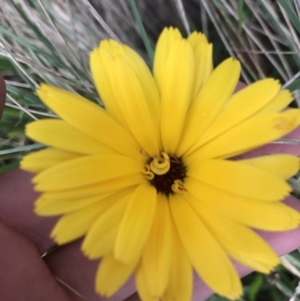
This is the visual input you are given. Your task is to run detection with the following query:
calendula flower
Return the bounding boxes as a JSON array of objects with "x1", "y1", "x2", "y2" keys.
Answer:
[{"x1": 21, "y1": 27, "x2": 300, "y2": 300}]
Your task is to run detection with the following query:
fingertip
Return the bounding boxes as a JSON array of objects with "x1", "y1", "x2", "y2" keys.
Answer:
[
  {"x1": 0, "y1": 168, "x2": 58, "y2": 253},
  {"x1": 0, "y1": 220, "x2": 73, "y2": 301},
  {"x1": 235, "y1": 81, "x2": 246, "y2": 93}
]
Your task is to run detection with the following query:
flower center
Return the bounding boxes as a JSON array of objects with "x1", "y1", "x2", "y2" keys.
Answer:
[{"x1": 143, "y1": 152, "x2": 187, "y2": 196}]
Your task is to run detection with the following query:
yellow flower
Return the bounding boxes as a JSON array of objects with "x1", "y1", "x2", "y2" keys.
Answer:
[{"x1": 21, "y1": 27, "x2": 300, "y2": 300}]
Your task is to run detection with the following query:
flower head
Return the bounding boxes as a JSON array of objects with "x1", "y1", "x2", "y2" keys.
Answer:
[{"x1": 21, "y1": 27, "x2": 300, "y2": 300}]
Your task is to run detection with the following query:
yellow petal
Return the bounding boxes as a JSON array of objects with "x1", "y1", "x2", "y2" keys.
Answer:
[
  {"x1": 99, "y1": 39, "x2": 120, "y2": 52},
  {"x1": 160, "y1": 39, "x2": 194, "y2": 153},
  {"x1": 21, "y1": 148, "x2": 80, "y2": 173},
  {"x1": 229, "y1": 252, "x2": 277, "y2": 273},
  {"x1": 187, "y1": 31, "x2": 208, "y2": 48},
  {"x1": 142, "y1": 194, "x2": 171, "y2": 296},
  {"x1": 185, "y1": 178, "x2": 300, "y2": 230},
  {"x1": 96, "y1": 253, "x2": 138, "y2": 297},
  {"x1": 50, "y1": 201, "x2": 111, "y2": 244},
  {"x1": 169, "y1": 194, "x2": 242, "y2": 299},
  {"x1": 186, "y1": 194, "x2": 279, "y2": 273},
  {"x1": 35, "y1": 191, "x2": 114, "y2": 216},
  {"x1": 36, "y1": 84, "x2": 141, "y2": 159},
  {"x1": 193, "y1": 109, "x2": 300, "y2": 159},
  {"x1": 123, "y1": 45, "x2": 160, "y2": 124},
  {"x1": 153, "y1": 27, "x2": 182, "y2": 93},
  {"x1": 26, "y1": 119, "x2": 114, "y2": 155},
  {"x1": 191, "y1": 42, "x2": 213, "y2": 98},
  {"x1": 40, "y1": 173, "x2": 144, "y2": 201},
  {"x1": 187, "y1": 158, "x2": 291, "y2": 201},
  {"x1": 114, "y1": 183, "x2": 157, "y2": 263},
  {"x1": 136, "y1": 263, "x2": 160, "y2": 301},
  {"x1": 82, "y1": 188, "x2": 134, "y2": 259},
  {"x1": 187, "y1": 31, "x2": 213, "y2": 98},
  {"x1": 105, "y1": 56, "x2": 160, "y2": 156},
  {"x1": 33, "y1": 154, "x2": 143, "y2": 191},
  {"x1": 177, "y1": 58, "x2": 240, "y2": 156},
  {"x1": 90, "y1": 44, "x2": 126, "y2": 125},
  {"x1": 163, "y1": 223, "x2": 192, "y2": 301},
  {"x1": 196, "y1": 79, "x2": 281, "y2": 147},
  {"x1": 95, "y1": 41, "x2": 161, "y2": 152},
  {"x1": 240, "y1": 155, "x2": 299, "y2": 179},
  {"x1": 256, "y1": 89, "x2": 293, "y2": 115}
]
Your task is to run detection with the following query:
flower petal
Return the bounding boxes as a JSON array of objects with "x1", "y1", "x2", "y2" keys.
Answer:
[
  {"x1": 36, "y1": 84, "x2": 141, "y2": 159},
  {"x1": 94, "y1": 40, "x2": 161, "y2": 151},
  {"x1": 35, "y1": 191, "x2": 113, "y2": 216},
  {"x1": 177, "y1": 58, "x2": 240, "y2": 156},
  {"x1": 196, "y1": 79, "x2": 281, "y2": 147},
  {"x1": 142, "y1": 194, "x2": 171, "y2": 296},
  {"x1": 191, "y1": 43, "x2": 213, "y2": 99},
  {"x1": 114, "y1": 183, "x2": 157, "y2": 263},
  {"x1": 105, "y1": 56, "x2": 160, "y2": 156},
  {"x1": 96, "y1": 253, "x2": 138, "y2": 297},
  {"x1": 50, "y1": 201, "x2": 111, "y2": 244},
  {"x1": 160, "y1": 39, "x2": 194, "y2": 153},
  {"x1": 256, "y1": 89, "x2": 292, "y2": 115},
  {"x1": 240, "y1": 154, "x2": 299, "y2": 179},
  {"x1": 33, "y1": 154, "x2": 143, "y2": 191},
  {"x1": 26, "y1": 119, "x2": 114, "y2": 155},
  {"x1": 154, "y1": 27, "x2": 182, "y2": 93},
  {"x1": 185, "y1": 178, "x2": 300, "y2": 230},
  {"x1": 187, "y1": 31, "x2": 208, "y2": 48},
  {"x1": 82, "y1": 188, "x2": 134, "y2": 259},
  {"x1": 90, "y1": 43, "x2": 126, "y2": 125},
  {"x1": 187, "y1": 158, "x2": 291, "y2": 201},
  {"x1": 136, "y1": 263, "x2": 160, "y2": 301},
  {"x1": 123, "y1": 44, "x2": 160, "y2": 123},
  {"x1": 21, "y1": 148, "x2": 80, "y2": 173},
  {"x1": 187, "y1": 31, "x2": 213, "y2": 98},
  {"x1": 170, "y1": 194, "x2": 242, "y2": 299},
  {"x1": 162, "y1": 223, "x2": 192, "y2": 301},
  {"x1": 40, "y1": 173, "x2": 144, "y2": 201},
  {"x1": 186, "y1": 194, "x2": 279, "y2": 273},
  {"x1": 193, "y1": 109, "x2": 300, "y2": 159}
]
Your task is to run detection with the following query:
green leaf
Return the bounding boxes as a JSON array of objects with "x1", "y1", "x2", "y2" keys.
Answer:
[
  {"x1": 0, "y1": 56, "x2": 15, "y2": 72},
  {"x1": 207, "y1": 294, "x2": 231, "y2": 301},
  {"x1": 247, "y1": 273, "x2": 264, "y2": 301}
]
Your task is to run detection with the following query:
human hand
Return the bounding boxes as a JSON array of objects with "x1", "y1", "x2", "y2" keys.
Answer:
[{"x1": 1, "y1": 79, "x2": 300, "y2": 301}]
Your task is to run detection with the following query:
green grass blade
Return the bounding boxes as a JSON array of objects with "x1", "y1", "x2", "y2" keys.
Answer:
[
  {"x1": 286, "y1": 78, "x2": 300, "y2": 91},
  {"x1": 128, "y1": 0, "x2": 154, "y2": 62},
  {"x1": 0, "y1": 161, "x2": 20, "y2": 175},
  {"x1": 277, "y1": 0, "x2": 300, "y2": 33},
  {"x1": 238, "y1": 0, "x2": 244, "y2": 33},
  {"x1": 0, "y1": 143, "x2": 44, "y2": 156}
]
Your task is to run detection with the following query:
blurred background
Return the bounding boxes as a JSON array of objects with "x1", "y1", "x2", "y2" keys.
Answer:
[{"x1": 1, "y1": 0, "x2": 300, "y2": 300}]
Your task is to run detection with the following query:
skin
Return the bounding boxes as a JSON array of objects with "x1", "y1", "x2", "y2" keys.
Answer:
[{"x1": 1, "y1": 78, "x2": 300, "y2": 301}]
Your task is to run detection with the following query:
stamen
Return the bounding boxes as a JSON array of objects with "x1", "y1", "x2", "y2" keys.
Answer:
[
  {"x1": 143, "y1": 152, "x2": 186, "y2": 196},
  {"x1": 172, "y1": 179, "x2": 186, "y2": 195},
  {"x1": 142, "y1": 164, "x2": 155, "y2": 180},
  {"x1": 150, "y1": 152, "x2": 170, "y2": 175}
]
